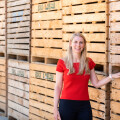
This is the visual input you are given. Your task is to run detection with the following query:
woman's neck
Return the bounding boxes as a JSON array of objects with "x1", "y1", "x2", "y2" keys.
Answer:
[{"x1": 72, "y1": 53, "x2": 81, "y2": 62}]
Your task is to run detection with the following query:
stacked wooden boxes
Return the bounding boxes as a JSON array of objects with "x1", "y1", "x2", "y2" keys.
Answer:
[
  {"x1": 7, "y1": 0, "x2": 30, "y2": 119},
  {"x1": 30, "y1": 0, "x2": 62, "y2": 119},
  {"x1": 109, "y1": 0, "x2": 120, "y2": 120},
  {"x1": 62, "y1": 0, "x2": 109, "y2": 119},
  {"x1": 0, "y1": 0, "x2": 6, "y2": 116}
]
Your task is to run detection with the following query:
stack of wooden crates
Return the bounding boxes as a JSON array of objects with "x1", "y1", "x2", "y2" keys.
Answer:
[
  {"x1": 0, "y1": 0, "x2": 119, "y2": 119},
  {"x1": 0, "y1": 0, "x2": 7, "y2": 116},
  {"x1": 109, "y1": 0, "x2": 120, "y2": 120},
  {"x1": 7, "y1": 0, "x2": 30, "y2": 119},
  {"x1": 30, "y1": 0, "x2": 62, "y2": 119}
]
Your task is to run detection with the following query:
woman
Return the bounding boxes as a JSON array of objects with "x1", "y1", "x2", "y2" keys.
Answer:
[{"x1": 54, "y1": 33, "x2": 120, "y2": 120}]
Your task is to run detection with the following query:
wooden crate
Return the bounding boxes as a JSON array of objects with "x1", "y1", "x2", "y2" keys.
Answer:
[
  {"x1": 7, "y1": 0, "x2": 30, "y2": 57},
  {"x1": 8, "y1": 59, "x2": 29, "y2": 120},
  {"x1": 109, "y1": 0, "x2": 120, "y2": 65},
  {"x1": 31, "y1": 0, "x2": 62, "y2": 62},
  {"x1": 62, "y1": 0, "x2": 109, "y2": 74},
  {"x1": 30, "y1": 62, "x2": 57, "y2": 120}
]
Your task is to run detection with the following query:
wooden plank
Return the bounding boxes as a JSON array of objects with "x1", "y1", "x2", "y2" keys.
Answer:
[
  {"x1": 31, "y1": 39, "x2": 62, "y2": 48},
  {"x1": 30, "y1": 99, "x2": 53, "y2": 113},
  {"x1": 110, "y1": 12, "x2": 120, "y2": 21},
  {"x1": 111, "y1": 113, "x2": 120, "y2": 120},
  {"x1": 7, "y1": 0, "x2": 30, "y2": 7},
  {"x1": 8, "y1": 67, "x2": 29, "y2": 78},
  {"x1": 0, "y1": 77, "x2": 5, "y2": 83},
  {"x1": 111, "y1": 78, "x2": 120, "y2": 89},
  {"x1": 0, "y1": 22, "x2": 5, "y2": 28},
  {"x1": 30, "y1": 78, "x2": 55, "y2": 89},
  {"x1": 0, "y1": 83, "x2": 6, "y2": 90},
  {"x1": 110, "y1": 1, "x2": 120, "y2": 11},
  {"x1": 87, "y1": 52, "x2": 107, "y2": 63},
  {"x1": 32, "y1": 20, "x2": 62, "y2": 29},
  {"x1": 0, "y1": 96, "x2": 6, "y2": 103},
  {"x1": 7, "y1": 49, "x2": 29, "y2": 56},
  {"x1": 7, "y1": 39, "x2": 29, "y2": 44},
  {"x1": 30, "y1": 92, "x2": 53, "y2": 105},
  {"x1": 8, "y1": 86, "x2": 29, "y2": 99},
  {"x1": 30, "y1": 85, "x2": 53, "y2": 97},
  {"x1": 110, "y1": 33, "x2": 120, "y2": 44},
  {"x1": 110, "y1": 46, "x2": 120, "y2": 54},
  {"x1": 63, "y1": 13, "x2": 106, "y2": 23},
  {"x1": 110, "y1": 55, "x2": 120, "y2": 64},
  {"x1": 62, "y1": 0, "x2": 103, "y2": 6},
  {"x1": 0, "y1": 72, "x2": 5, "y2": 77},
  {"x1": 30, "y1": 63, "x2": 56, "y2": 73},
  {"x1": 0, "y1": 1, "x2": 5, "y2": 8},
  {"x1": 0, "y1": 29, "x2": 5, "y2": 35},
  {"x1": 111, "y1": 101, "x2": 120, "y2": 114},
  {"x1": 8, "y1": 108, "x2": 28, "y2": 120},
  {"x1": 31, "y1": 47, "x2": 62, "y2": 59},
  {"x1": 7, "y1": 10, "x2": 30, "y2": 18},
  {"x1": 0, "y1": 15, "x2": 5, "y2": 21},
  {"x1": 8, "y1": 93, "x2": 29, "y2": 108},
  {"x1": 90, "y1": 101, "x2": 105, "y2": 111},
  {"x1": 88, "y1": 87, "x2": 105, "y2": 103},
  {"x1": 0, "y1": 58, "x2": 5, "y2": 65},
  {"x1": 7, "y1": 21, "x2": 30, "y2": 29},
  {"x1": 30, "y1": 70, "x2": 56, "y2": 81},
  {"x1": 8, "y1": 59, "x2": 29, "y2": 70},
  {"x1": 32, "y1": 30, "x2": 62, "y2": 38},
  {"x1": 0, "y1": 36, "x2": 5, "y2": 40},
  {"x1": 32, "y1": 0, "x2": 55, "y2": 4},
  {"x1": 7, "y1": 16, "x2": 30, "y2": 23},
  {"x1": 0, "y1": 89, "x2": 6, "y2": 96},
  {"x1": 8, "y1": 74, "x2": 29, "y2": 84},
  {"x1": 92, "y1": 109, "x2": 105, "y2": 119},
  {"x1": 0, "y1": 65, "x2": 5, "y2": 72},
  {"x1": 32, "y1": 1, "x2": 62, "y2": 12},
  {"x1": 29, "y1": 113, "x2": 44, "y2": 120},
  {"x1": 8, "y1": 79, "x2": 29, "y2": 92},
  {"x1": 7, "y1": 32, "x2": 30, "y2": 38},
  {"x1": 7, "y1": 4, "x2": 30, "y2": 12},
  {"x1": 8, "y1": 44, "x2": 29, "y2": 49},
  {"x1": 32, "y1": 11, "x2": 62, "y2": 21},
  {"x1": 110, "y1": 22, "x2": 120, "y2": 31},
  {"x1": 29, "y1": 106, "x2": 53, "y2": 120},
  {"x1": 111, "y1": 88, "x2": 120, "y2": 101},
  {"x1": 0, "y1": 41, "x2": 5, "y2": 46},
  {"x1": 7, "y1": 27, "x2": 30, "y2": 34},
  {"x1": 63, "y1": 33, "x2": 106, "y2": 42},
  {"x1": 63, "y1": 24, "x2": 105, "y2": 32},
  {"x1": 0, "y1": 8, "x2": 5, "y2": 14}
]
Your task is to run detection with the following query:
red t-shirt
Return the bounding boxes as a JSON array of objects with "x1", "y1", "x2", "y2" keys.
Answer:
[{"x1": 56, "y1": 57, "x2": 96, "y2": 100}]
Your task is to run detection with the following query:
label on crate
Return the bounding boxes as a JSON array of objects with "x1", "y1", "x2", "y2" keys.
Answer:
[
  {"x1": 35, "y1": 71, "x2": 54, "y2": 81},
  {"x1": 12, "y1": 11, "x2": 24, "y2": 22},
  {"x1": 12, "y1": 68, "x2": 24, "y2": 77},
  {"x1": 38, "y1": 2, "x2": 55, "y2": 12}
]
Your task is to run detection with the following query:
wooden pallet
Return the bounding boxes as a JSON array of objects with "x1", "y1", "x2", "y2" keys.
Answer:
[
  {"x1": 32, "y1": 0, "x2": 62, "y2": 61},
  {"x1": 30, "y1": 63, "x2": 56, "y2": 120},
  {"x1": 7, "y1": 0, "x2": 30, "y2": 57},
  {"x1": 8, "y1": 59, "x2": 29, "y2": 120}
]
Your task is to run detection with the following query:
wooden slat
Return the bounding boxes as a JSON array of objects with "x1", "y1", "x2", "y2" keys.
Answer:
[
  {"x1": 111, "y1": 101, "x2": 120, "y2": 114},
  {"x1": 110, "y1": 46, "x2": 120, "y2": 54},
  {"x1": 32, "y1": 20, "x2": 62, "y2": 29},
  {"x1": 110, "y1": 1, "x2": 120, "y2": 11},
  {"x1": 32, "y1": 30, "x2": 62, "y2": 38},
  {"x1": 63, "y1": 24, "x2": 105, "y2": 32},
  {"x1": 0, "y1": 1, "x2": 5, "y2": 8},
  {"x1": 31, "y1": 47, "x2": 62, "y2": 59},
  {"x1": 63, "y1": 13, "x2": 106, "y2": 23},
  {"x1": 110, "y1": 55, "x2": 120, "y2": 64},
  {"x1": 111, "y1": 88, "x2": 120, "y2": 101},
  {"x1": 110, "y1": 22, "x2": 120, "y2": 31},
  {"x1": 110, "y1": 33, "x2": 120, "y2": 44},
  {"x1": 111, "y1": 78, "x2": 120, "y2": 89},
  {"x1": 110, "y1": 12, "x2": 120, "y2": 21},
  {"x1": 7, "y1": 39, "x2": 29, "y2": 44},
  {"x1": 8, "y1": 44, "x2": 29, "y2": 49},
  {"x1": 111, "y1": 113, "x2": 120, "y2": 120},
  {"x1": 31, "y1": 39, "x2": 62, "y2": 48},
  {"x1": 32, "y1": 11, "x2": 62, "y2": 21},
  {"x1": 92, "y1": 109, "x2": 105, "y2": 119},
  {"x1": 63, "y1": 2, "x2": 106, "y2": 14},
  {"x1": 0, "y1": 22, "x2": 5, "y2": 28}
]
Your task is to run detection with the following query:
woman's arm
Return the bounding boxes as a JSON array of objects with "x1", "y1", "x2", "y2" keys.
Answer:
[
  {"x1": 54, "y1": 71, "x2": 63, "y2": 120},
  {"x1": 90, "y1": 68, "x2": 120, "y2": 88}
]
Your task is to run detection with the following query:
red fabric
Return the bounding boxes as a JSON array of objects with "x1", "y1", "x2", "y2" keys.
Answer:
[{"x1": 56, "y1": 58, "x2": 96, "y2": 100}]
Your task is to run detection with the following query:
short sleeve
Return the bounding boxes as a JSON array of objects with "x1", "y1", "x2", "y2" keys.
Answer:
[
  {"x1": 88, "y1": 58, "x2": 96, "y2": 70},
  {"x1": 56, "y1": 59, "x2": 64, "y2": 72}
]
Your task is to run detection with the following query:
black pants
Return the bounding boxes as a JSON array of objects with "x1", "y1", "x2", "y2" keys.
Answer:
[{"x1": 59, "y1": 99, "x2": 92, "y2": 120}]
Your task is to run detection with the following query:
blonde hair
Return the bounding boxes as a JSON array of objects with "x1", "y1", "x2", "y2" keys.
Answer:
[{"x1": 63, "y1": 32, "x2": 90, "y2": 75}]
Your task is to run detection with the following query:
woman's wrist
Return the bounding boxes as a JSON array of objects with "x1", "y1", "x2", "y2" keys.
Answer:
[{"x1": 109, "y1": 74, "x2": 114, "y2": 81}]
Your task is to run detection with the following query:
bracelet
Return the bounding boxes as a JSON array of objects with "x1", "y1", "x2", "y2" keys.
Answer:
[{"x1": 109, "y1": 74, "x2": 114, "y2": 81}]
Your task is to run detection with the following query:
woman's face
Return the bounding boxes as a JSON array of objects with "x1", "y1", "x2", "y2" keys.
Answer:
[{"x1": 70, "y1": 36, "x2": 85, "y2": 54}]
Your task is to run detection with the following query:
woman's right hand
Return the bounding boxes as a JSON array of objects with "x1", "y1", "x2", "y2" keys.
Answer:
[{"x1": 54, "y1": 108, "x2": 61, "y2": 120}]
